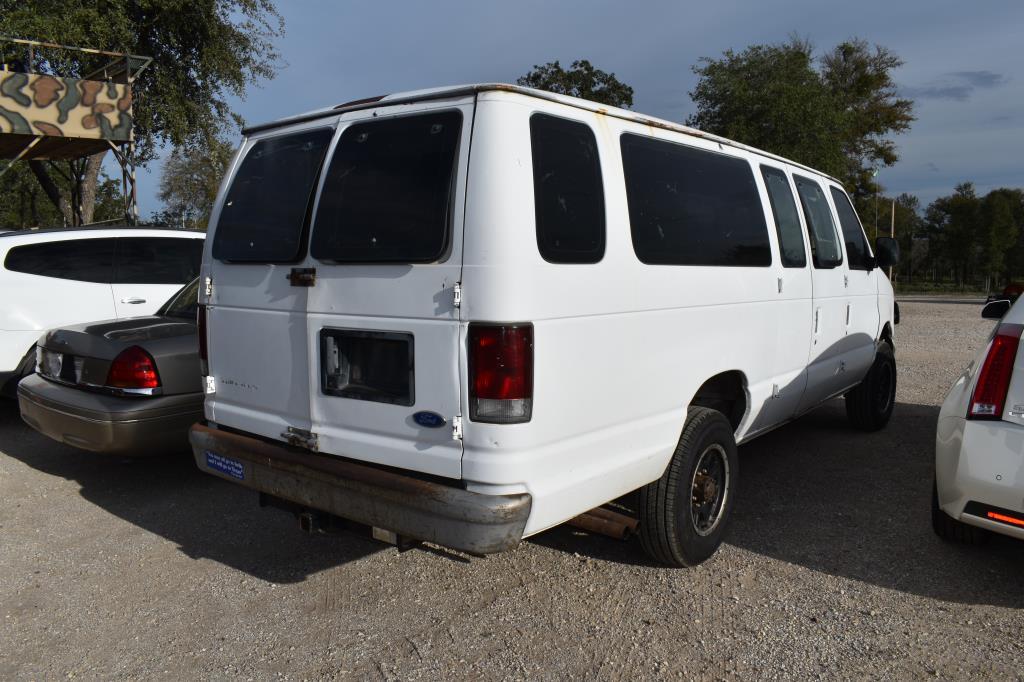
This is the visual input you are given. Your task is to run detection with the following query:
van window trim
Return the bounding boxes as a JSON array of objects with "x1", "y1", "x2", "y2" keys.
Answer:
[
  {"x1": 308, "y1": 108, "x2": 465, "y2": 266},
  {"x1": 529, "y1": 111, "x2": 607, "y2": 265},
  {"x1": 792, "y1": 173, "x2": 844, "y2": 270},
  {"x1": 619, "y1": 130, "x2": 774, "y2": 268},
  {"x1": 212, "y1": 124, "x2": 337, "y2": 265}
]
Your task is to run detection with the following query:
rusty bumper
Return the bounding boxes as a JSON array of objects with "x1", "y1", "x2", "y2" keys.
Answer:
[{"x1": 189, "y1": 423, "x2": 532, "y2": 555}]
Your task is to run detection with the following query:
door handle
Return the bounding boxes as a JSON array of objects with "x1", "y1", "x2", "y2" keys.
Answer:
[{"x1": 121, "y1": 297, "x2": 146, "y2": 304}]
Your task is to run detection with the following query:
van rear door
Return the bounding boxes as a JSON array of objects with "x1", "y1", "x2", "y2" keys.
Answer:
[
  {"x1": 305, "y1": 101, "x2": 472, "y2": 480},
  {"x1": 204, "y1": 124, "x2": 335, "y2": 443}
]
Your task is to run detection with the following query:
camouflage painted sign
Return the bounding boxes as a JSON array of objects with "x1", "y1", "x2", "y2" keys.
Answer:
[{"x1": 0, "y1": 72, "x2": 133, "y2": 142}]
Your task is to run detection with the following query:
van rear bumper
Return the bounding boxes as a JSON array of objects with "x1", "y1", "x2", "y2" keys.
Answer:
[{"x1": 189, "y1": 423, "x2": 532, "y2": 554}]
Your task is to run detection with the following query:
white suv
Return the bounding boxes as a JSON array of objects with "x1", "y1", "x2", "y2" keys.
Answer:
[
  {"x1": 191, "y1": 84, "x2": 899, "y2": 566},
  {"x1": 0, "y1": 227, "x2": 204, "y2": 396}
]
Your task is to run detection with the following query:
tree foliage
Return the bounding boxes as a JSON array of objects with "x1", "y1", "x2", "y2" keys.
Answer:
[
  {"x1": 157, "y1": 136, "x2": 235, "y2": 230},
  {"x1": 922, "y1": 184, "x2": 1024, "y2": 287},
  {"x1": 687, "y1": 38, "x2": 914, "y2": 197},
  {"x1": 517, "y1": 59, "x2": 634, "y2": 108},
  {"x1": 0, "y1": 0, "x2": 282, "y2": 225}
]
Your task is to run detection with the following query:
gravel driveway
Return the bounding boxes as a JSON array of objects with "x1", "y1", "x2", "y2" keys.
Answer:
[{"x1": 2, "y1": 299, "x2": 1022, "y2": 680}]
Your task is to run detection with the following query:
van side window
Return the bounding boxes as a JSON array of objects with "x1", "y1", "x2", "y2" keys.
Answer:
[
  {"x1": 116, "y1": 238, "x2": 203, "y2": 284},
  {"x1": 620, "y1": 134, "x2": 771, "y2": 266},
  {"x1": 829, "y1": 187, "x2": 873, "y2": 270},
  {"x1": 760, "y1": 166, "x2": 807, "y2": 268},
  {"x1": 212, "y1": 128, "x2": 333, "y2": 262},
  {"x1": 530, "y1": 114, "x2": 605, "y2": 263},
  {"x1": 793, "y1": 175, "x2": 843, "y2": 268},
  {"x1": 311, "y1": 110, "x2": 462, "y2": 263},
  {"x1": 4, "y1": 238, "x2": 115, "y2": 283}
]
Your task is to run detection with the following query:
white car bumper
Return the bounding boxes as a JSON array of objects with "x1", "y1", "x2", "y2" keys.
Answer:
[{"x1": 936, "y1": 415, "x2": 1024, "y2": 540}]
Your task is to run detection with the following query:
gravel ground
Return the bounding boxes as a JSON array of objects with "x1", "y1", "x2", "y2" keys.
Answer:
[{"x1": 2, "y1": 299, "x2": 1023, "y2": 680}]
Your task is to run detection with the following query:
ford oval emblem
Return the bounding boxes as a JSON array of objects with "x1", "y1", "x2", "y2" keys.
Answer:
[{"x1": 413, "y1": 411, "x2": 447, "y2": 428}]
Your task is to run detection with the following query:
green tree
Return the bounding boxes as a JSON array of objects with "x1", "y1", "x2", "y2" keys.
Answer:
[
  {"x1": 926, "y1": 183, "x2": 981, "y2": 287},
  {"x1": 687, "y1": 37, "x2": 914, "y2": 197},
  {"x1": 821, "y1": 39, "x2": 915, "y2": 198},
  {"x1": 980, "y1": 188, "x2": 1024, "y2": 285},
  {"x1": 0, "y1": 0, "x2": 282, "y2": 224},
  {"x1": 0, "y1": 162, "x2": 124, "y2": 228},
  {"x1": 157, "y1": 135, "x2": 235, "y2": 230},
  {"x1": 517, "y1": 59, "x2": 634, "y2": 108}
]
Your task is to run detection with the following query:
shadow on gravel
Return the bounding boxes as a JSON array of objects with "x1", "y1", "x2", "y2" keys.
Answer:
[
  {"x1": 533, "y1": 400, "x2": 1024, "y2": 608},
  {"x1": 729, "y1": 400, "x2": 1024, "y2": 608},
  {"x1": 0, "y1": 401, "x2": 379, "y2": 582}
]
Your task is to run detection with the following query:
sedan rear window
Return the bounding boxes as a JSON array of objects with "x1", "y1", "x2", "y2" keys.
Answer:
[
  {"x1": 212, "y1": 128, "x2": 333, "y2": 262},
  {"x1": 310, "y1": 110, "x2": 462, "y2": 263}
]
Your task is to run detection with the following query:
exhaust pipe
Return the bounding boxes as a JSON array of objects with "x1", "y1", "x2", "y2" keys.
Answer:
[{"x1": 567, "y1": 506, "x2": 639, "y2": 540}]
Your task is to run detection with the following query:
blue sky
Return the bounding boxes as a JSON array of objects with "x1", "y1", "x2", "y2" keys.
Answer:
[{"x1": 132, "y1": 0, "x2": 1024, "y2": 219}]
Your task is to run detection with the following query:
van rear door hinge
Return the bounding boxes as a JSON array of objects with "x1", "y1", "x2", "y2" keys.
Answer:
[
  {"x1": 282, "y1": 426, "x2": 319, "y2": 451},
  {"x1": 451, "y1": 415, "x2": 463, "y2": 441},
  {"x1": 452, "y1": 282, "x2": 462, "y2": 308}
]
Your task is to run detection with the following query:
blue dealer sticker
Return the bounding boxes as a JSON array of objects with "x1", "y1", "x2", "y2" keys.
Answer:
[{"x1": 205, "y1": 451, "x2": 245, "y2": 480}]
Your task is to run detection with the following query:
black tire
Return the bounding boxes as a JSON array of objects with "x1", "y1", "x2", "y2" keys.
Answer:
[
  {"x1": 931, "y1": 480, "x2": 988, "y2": 545},
  {"x1": 638, "y1": 407, "x2": 738, "y2": 567},
  {"x1": 845, "y1": 342, "x2": 896, "y2": 431}
]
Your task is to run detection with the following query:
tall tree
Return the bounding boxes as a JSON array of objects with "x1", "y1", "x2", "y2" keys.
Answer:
[
  {"x1": 687, "y1": 37, "x2": 914, "y2": 197},
  {"x1": 0, "y1": 0, "x2": 282, "y2": 225},
  {"x1": 821, "y1": 39, "x2": 914, "y2": 197},
  {"x1": 517, "y1": 59, "x2": 634, "y2": 108},
  {"x1": 926, "y1": 183, "x2": 982, "y2": 287},
  {"x1": 158, "y1": 135, "x2": 235, "y2": 230}
]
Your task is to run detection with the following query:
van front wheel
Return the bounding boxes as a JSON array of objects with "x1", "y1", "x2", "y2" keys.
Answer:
[
  {"x1": 638, "y1": 407, "x2": 738, "y2": 567},
  {"x1": 845, "y1": 342, "x2": 896, "y2": 431}
]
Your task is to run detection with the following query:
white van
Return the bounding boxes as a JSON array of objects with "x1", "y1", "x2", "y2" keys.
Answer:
[
  {"x1": 191, "y1": 84, "x2": 899, "y2": 566},
  {"x1": 0, "y1": 227, "x2": 204, "y2": 396}
]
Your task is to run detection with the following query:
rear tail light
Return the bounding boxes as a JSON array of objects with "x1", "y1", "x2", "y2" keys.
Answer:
[
  {"x1": 106, "y1": 346, "x2": 161, "y2": 390},
  {"x1": 469, "y1": 324, "x2": 533, "y2": 424},
  {"x1": 968, "y1": 323, "x2": 1023, "y2": 419},
  {"x1": 197, "y1": 304, "x2": 209, "y2": 376}
]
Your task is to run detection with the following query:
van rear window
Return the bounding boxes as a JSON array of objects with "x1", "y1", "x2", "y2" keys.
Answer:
[
  {"x1": 530, "y1": 114, "x2": 605, "y2": 263},
  {"x1": 310, "y1": 111, "x2": 462, "y2": 263},
  {"x1": 621, "y1": 134, "x2": 771, "y2": 267},
  {"x1": 212, "y1": 128, "x2": 333, "y2": 262}
]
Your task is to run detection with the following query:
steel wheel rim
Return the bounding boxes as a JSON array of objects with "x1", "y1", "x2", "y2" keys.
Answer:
[{"x1": 690, "y1": 443, "x2": 729, "y2": 537}]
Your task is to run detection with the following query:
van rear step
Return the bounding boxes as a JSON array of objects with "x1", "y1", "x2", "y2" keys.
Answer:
[{"x1": 190, "y1": 422, "x2": 532, "y2": 554}]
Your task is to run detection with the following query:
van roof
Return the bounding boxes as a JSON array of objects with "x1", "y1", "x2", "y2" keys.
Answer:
[{"x1": 242, "y1": 83, "x2": 843, "y2": 186}]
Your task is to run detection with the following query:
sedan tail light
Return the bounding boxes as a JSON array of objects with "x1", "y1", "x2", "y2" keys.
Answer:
[
  {"x1": 968, "y1": 323, "x2": 1023, "y2": 419},
  {"x1": 106, "y1": 346, "x2": 161, "y2": 390},
  {"x1": 469, "y1": 324, "x2": 533, "y2": 424}
]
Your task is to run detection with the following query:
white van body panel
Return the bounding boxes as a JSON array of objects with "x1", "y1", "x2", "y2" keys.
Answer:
[{"x1": 201, "y1": 85, "x2": 895, "y2": 539}]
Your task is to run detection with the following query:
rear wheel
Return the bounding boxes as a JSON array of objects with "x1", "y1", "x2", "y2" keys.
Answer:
[
  {"x1": 845, "y1": 342, "x2": 896, "y2": 431},
  {"x1": 639, "y1": 407, "x2": 738, "y2": 567},
  {"x1": 931, "y1": 480, "x2": 988, "y2": 545}
]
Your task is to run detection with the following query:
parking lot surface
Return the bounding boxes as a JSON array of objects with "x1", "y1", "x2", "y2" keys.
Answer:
[{"x1": 2, "y1": 299, "x2": 1023, "y2": 680}]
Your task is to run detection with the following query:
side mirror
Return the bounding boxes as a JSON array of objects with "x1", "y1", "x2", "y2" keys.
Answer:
[
  {"x1": 874, "y1": 237, "x2": 900, "y2": 268},
  {"x1": 982, "y1": 299, "x2": 1011, "y2": 320}
]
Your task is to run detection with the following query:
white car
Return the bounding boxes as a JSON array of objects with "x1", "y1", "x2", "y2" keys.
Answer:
[
  {"x1": 934, "y1": 297, "x2": 1024, "y2": 543},
  {"x1": 0, "y1": 227, "x2": 205, "y2": 396},
  {"x1": 190, "y1": 83, "x2": 900, "y2": 566}
]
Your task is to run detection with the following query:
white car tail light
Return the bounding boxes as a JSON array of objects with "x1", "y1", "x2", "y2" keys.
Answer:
[{"x1": 968, "y1": 323, "x2": 1023, "y2": 419}]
